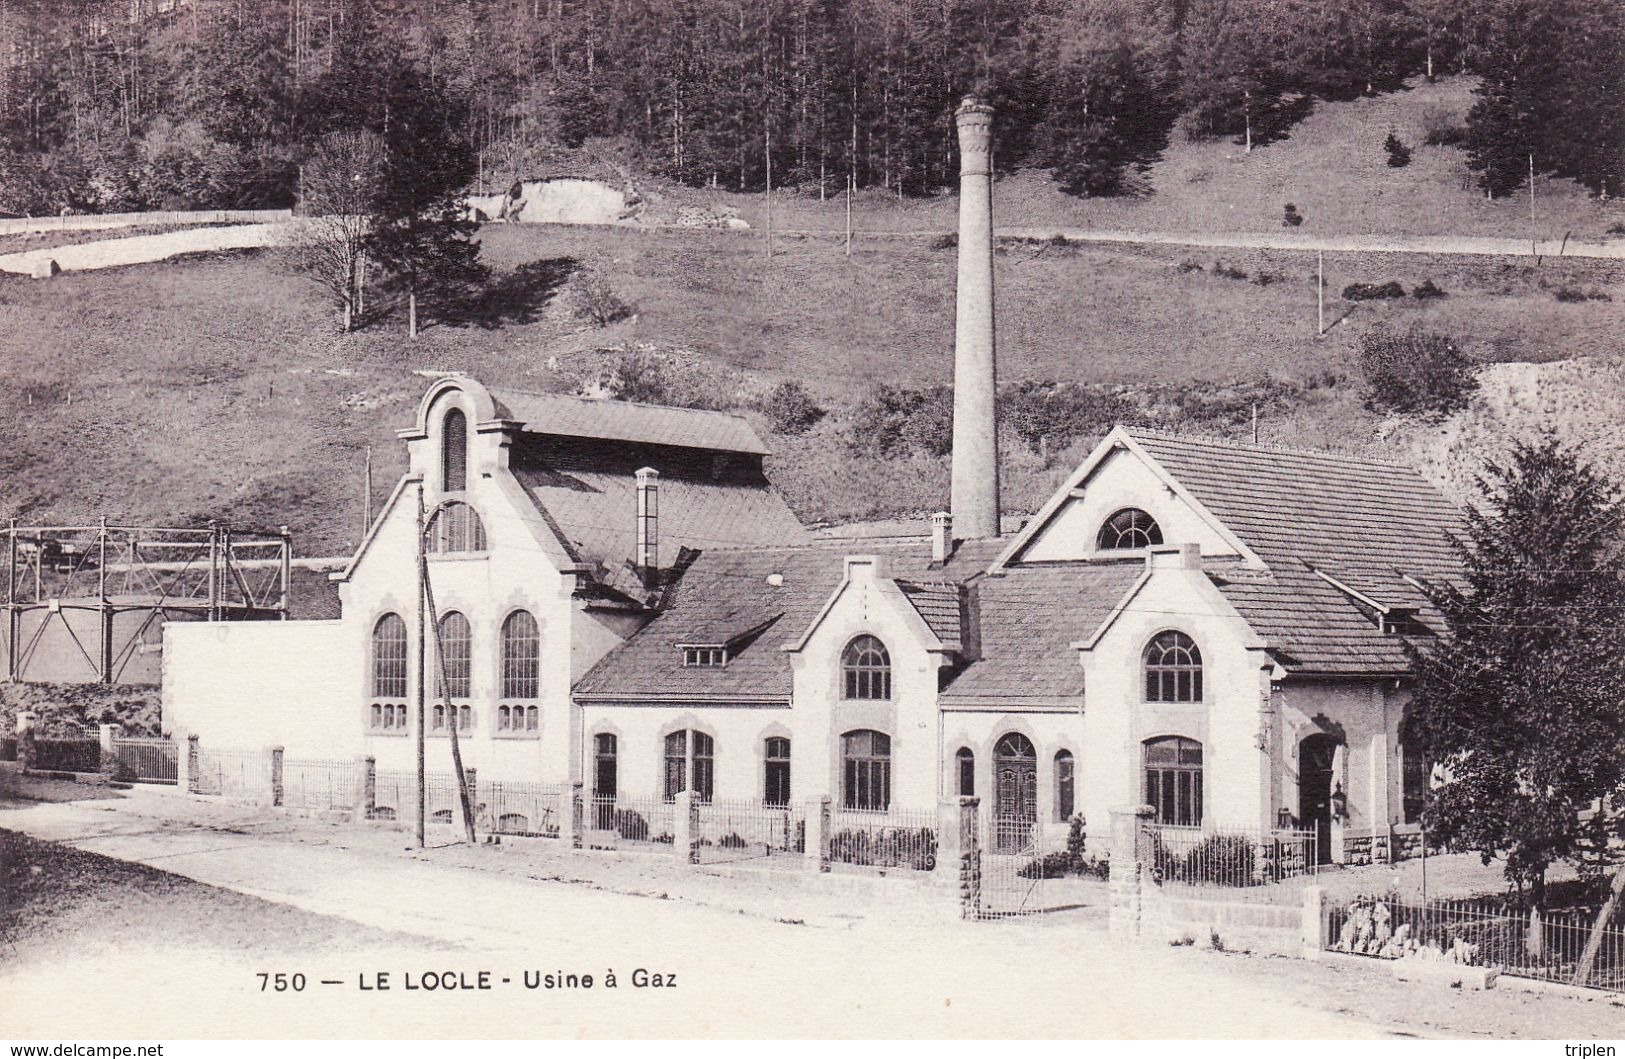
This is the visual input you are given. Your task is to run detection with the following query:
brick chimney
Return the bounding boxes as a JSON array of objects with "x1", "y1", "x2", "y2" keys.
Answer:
[{"x1": 951, "y1": 96, "x2": 1000, "y2": 541}]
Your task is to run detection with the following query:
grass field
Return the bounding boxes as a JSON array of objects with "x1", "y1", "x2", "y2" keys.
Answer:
[{"x1": 1, "y1": 75, "x2": 1621, "y2": 553}]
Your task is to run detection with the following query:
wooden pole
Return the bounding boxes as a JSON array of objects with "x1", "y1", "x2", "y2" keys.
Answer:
[
  {"x1": 764, "y1": 127, "x2": 773, "y2": 261},
  {"x1": 1529, "y1": 153, "x2": 1537, "y2": 256},
  {"x1": 421, "y1": 534, "x2": 477, "y2": 845},
  {"x1": 6, "y1": 518, "x2": 16, "y2": 682},
  {"x1": 98, "y1": 516, "x2": 110, "y2": 683},
  {"x1": 1317, "y1": 250, "x2": 1325, "y2": 336},
  {"x1": 362, "y1": 445, "x2": 373, "y2": 541},
  {"x1": 845, "y1": 173, "x2": 852, "y2": 258},
  {"x1": 278, "y1": 525, "x2": 291, "y2": 620},
  {"x1": 414, "y1": 484, "x2": 426, "y2": 850},
  {"x1": 207, "y1": 520, "x2": 219, "y2": 621},
  {"x1": 1251, "y1": 403, "x2": 1259, "y2": 445}
]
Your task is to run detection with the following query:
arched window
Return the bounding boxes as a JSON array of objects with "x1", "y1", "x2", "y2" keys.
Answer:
[
  {"x1": 371, "y1": 613, "x2": 407, "y2": 699},
  {"x1": 663, "y1": 729, "x2": 714, "y2": 803},
  {"x1": 841, "y1": 729, "x2": 891, "y2": 812},
  {"x1": 841, "y1": 635, "x2": 891, "y2": 700},
  {"x1": 501, "y1": 610, "x2": 539, "y2": 699},
  {"x1": 434, "y1": 611, "x2": 472, "y2": 699},
  {"x1": 1097, "y1": 508, "x2": 1163, "y2": 550},
  {"x1": 427, "y1": 501, "x2": 487, "y2": 553},
  {"x1": 1145, "y1": 631, "x2": 1203, "y2": 702},
  {"x1": 442, "y1": 407, "x2": 468, "y2": 492},
  {"x1": 592, "y1": 733, "x2": 618, "y2": 828},
  {"x1": 764, "y1": 736, "x2": 791, "y2": 807},
  {"x1": 1400, "y1": 720, "x2": 1428, "y2": 825},
  {"x1": 956, "y1": 747, "x2": 975, "y2": 798},
  {"x1": 1144, "y1": 736, "x2": 1203, "y2": 826},
  {"x1": 1054, "y1": 750, "x2": 1076, "y2": 821}
]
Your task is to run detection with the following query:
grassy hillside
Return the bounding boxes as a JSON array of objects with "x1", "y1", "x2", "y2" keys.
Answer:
[{"x1": 1, "y1": 78, "x2": 1620, "y2": 555}]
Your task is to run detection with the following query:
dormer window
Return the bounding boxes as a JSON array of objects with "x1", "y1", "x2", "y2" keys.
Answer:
[
  {"x1": 1097, "y1": 508, "x2": 1163, "y2": 550},
  {"x1": 442, "y1": 407, "x2": 468, "y2": 492},
  {"x1": 682, "y1": 645, "x2": 727, "y2": 667}
]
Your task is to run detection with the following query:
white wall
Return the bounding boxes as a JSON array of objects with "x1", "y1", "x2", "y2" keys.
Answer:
[
  {"x1": 1019, "y1": 446, "x2": 1241, "y2": 563},
  {"x1": 940, "y1": 709, "x2": 1086, "y2": 846},
  {"x1": 579, "y1": 704, "x2": 792, "y2": 804}
]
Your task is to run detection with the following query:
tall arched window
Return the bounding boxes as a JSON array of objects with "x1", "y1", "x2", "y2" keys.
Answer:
[
  {"x1": 663, "y1": 729, "x2": 714, "y2": 802},
  {"x1": 841, "y1": 635, "x2": 891, "y2": 700},
  {"x1": 956, "y1": 747, "x2": 975, "y2": 798},
  {"x1": 371, "y1": 613, "x2": 407, "y2": 699},
  {"x1": 428, "y1": 501, "x2": 487, "y2": 553},
  {"x1": 841, "y1": 729, "x2": 891, "y2": 811},
  {"x1": 442, "y1": 407, "x2": 468, "y2": 492},
  {"x1": 434, "y1": 611, "x2": 472, "y2": 699},
  {"x1": 1145, "y1": 631, "x2": 1203, "y2": 702},
  {"x1": 764, "y1": 736, "x2": 791, "y2": 807},
  {"x1": 1097, "y1": 508, "x2": 1163, "y2": 550},
  {"x1": 1400, "y1": 720, "x2": 1428, "y2": 825},
  {"x1": 501, "y1": 610, "x2": 539, "y2": 699},
  {"x1": 1144, "y1": 736, "x2": 1203, "y2": 826},
  {"x1": 1054, "y1": 750, "x2": 1076, "y2": 821}
]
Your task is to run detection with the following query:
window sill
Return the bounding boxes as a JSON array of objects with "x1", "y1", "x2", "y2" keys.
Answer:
[
  {"x1": 427, "y1": 731, "x2": 475, "y2": 738},
  {"x1": 493, "y1": 731, "x2": 540, "y2": 740},
  {"x1": 366, "y1": 729, "x2": 412, "y2": 737},
  {"x1": 426, "y1": 552, "x2": 490, "y2": 563}
]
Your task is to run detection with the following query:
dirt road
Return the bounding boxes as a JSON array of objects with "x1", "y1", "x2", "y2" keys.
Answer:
[{"x1": 0, "y1": 221, "x2": 292, "y2": 276}]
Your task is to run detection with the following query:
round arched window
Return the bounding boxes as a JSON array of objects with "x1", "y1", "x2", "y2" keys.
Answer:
[
  {"x1": 1144, "y1": 631, "x2": 1202, "y2": 702},
  {"x1": 841, "y1": 635, "x2": 891, "y2": 700},
  {"x1": 1097, "y1": 508, "x2": 1163, "y2": 550}
]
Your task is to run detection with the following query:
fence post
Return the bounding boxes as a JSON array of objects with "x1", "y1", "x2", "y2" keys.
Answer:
[
  {"x1": 957, "y1": 796, "x2": 982, "y2": 919},
  {"x1": 569, "y1": 782, "x2": 585, "y2": 849},
  {"x1": 360, "y1": 756, "x2": 376, "y2": 820},
  {"x1": 1108, "y1": 804, "x2": 1156, "y2": 939},
  {"x1": 97, "y1": 724, "x2": 118, "y2": 775},
  {"x1": 465, "y1": 767, "x2": 478, "y2": 832},
  {"x1": 1301, "y1": 885, "x2": 1327, "y2": 960},
  {"x1": 270, "y1": 746, "x2": 284, "y2": 807},
  {"x1": 185, "y1": 735, "x2": 200, "y2": 794},
  {"x1": 673, "y1": 790, "x2": 700, "y2": 866},
  {"x1": 804, "y1": 796, "x2": 831, "y2": 872}
]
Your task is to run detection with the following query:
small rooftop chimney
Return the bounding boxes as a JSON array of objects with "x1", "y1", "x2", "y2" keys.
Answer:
[
  {"x1": 635, "y1": 467, "x2": 659, "y2": 573},
  {"x1": 950, "y1": 96, "x2": 1000, "y2": 541},
  {"x1": 931, "y1": 511, "x2": 953, "y2": 564}
]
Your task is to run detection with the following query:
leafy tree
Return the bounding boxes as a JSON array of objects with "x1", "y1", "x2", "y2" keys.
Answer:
[
  {"x1": 286, "y1": 129, "x2": 384, "y2": 332},
  {"x1": 1408, "y1": 438, "x2": 1625, "y2": 910},
  {"x1": 1358, "y1": 327, "x2": 1477, "y2": 415}
]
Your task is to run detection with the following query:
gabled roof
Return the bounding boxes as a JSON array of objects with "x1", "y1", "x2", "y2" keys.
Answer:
[{"x1": 489, "y1": 387, "x2": 770, "y2": 456}]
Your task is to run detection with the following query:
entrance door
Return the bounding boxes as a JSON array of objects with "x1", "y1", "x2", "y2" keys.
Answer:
[
  {"x1": 1299, "y1": 734, "x2": 1339, "y2": 864},
  {"x1": 993, "y1": 733, "x2": 1038, "y2": 852},
  {"x1": 592, "y1": 733, "x2": 617, "y2": 829}
]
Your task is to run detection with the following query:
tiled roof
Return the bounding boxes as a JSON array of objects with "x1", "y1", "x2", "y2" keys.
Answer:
[
  {"x1": 941, "y1": 564, "x2": 1145, "y2": 701},
  {"x1": 1125, "y1": 429, "x2": 1465, "y2": 674},
  {"x1": 575, "y1": 539, "x2": 1006, "y2": 701},
  {"x1": 489, "y1": 387, "x2": 770, "y2": 456},
  {"x1": 897, "y1": 581, "x2": 962, "y2": 645}
]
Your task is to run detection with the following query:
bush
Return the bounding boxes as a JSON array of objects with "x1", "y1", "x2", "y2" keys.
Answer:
[
  {"x1": 1252, "y1": 271, "x2": 1281, "y2": 286},
  {"x1": 1359, "y1": 327, "x2": 1479, "y2": 416},
  {"x1": 931, "y1": 233, "x2": 957, "y2": 250},
  {"x1": 1212, "y1": 260, "x2": 1247, "y2": 280},
  {"x1": 1554, "y1": 286, "x2": 1613, "y2": 303},
  {"x1": 567, "y1": 268, "x2": 635, "y2": 327},
  {"x1": 1282, "y1": 203, "x2": 1304, "y2": 227},
  {"x1": 1000, "y1": 381, "x2": 1136, "y2": 458},
  {"x1": 761, "y1": 380, "x2": 826, "y2": 435},
  {"x1": 1412, "y1": 279, "x2": 1447, "y2": 300},
  {"x1": 1343, "y1": 280, "x2": 1406, "y2": 300},
  {"x1": 847, "y1": 384, "x2": 953, "y2": 458},
  {"x1": 1176, "y1": 258, "x2": 1204, "y2": 273},
  {"x1": 1384, "y1": 132, "x2": 1412, "y2": 168},
  {"x1": 828, "y1": 827, "x2": 937, "y2": 871}
]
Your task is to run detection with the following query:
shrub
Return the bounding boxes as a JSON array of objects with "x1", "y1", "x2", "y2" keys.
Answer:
[
  {"x1": 1359, "y1": 327, "x2": 1479, "y2": 416},
  {"x1": 1554, "y1": 286, "x2": 1613, "y2": 303},
  {"x1": 1343, "y1": 280, "x2": 1406, "y2": 300},
  {"x1": 847, "y1": 384, "x2": 953, "y2": 458},
  {"x1": 1212, "y1": 260, "x2": 1247, "y2": 280},
  {"x1": 1282, "y1": 203, "x2": 1304, "y2": 227},
  {"x1": 1252, "y1": 271, "x2": 1281, "y2": 286},
  {"x1": 567, "y1": 267, "x2": 635, "y2": 327},
  {"x1": 1000, "y1": 381, "x2": 1136, "y2": 458},
  {"x1": 1608, "y1": 222, "x2": 1625, "y2": 236},
  {"x1": 931, "y1": 233, "x2": 957, "y2": 250},
  {"x1": 1384, "y1": 132, "x2": 1412, "y2": 168},
  {"x1": 1412, "y1": 279, "x2": 1447, "y2": 300},
  {"x1": 828, "y1": 827, "x2": 937, "y2": 871},
  {"x1": 1176, "y1": 258, "x2": 1204, "y2": 273},
  {"x1": 761, "y1": 380, "x2": 826, "y2": 435}
]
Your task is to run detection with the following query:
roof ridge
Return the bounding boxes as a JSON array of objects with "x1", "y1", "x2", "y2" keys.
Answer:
[
  {"x1": 488, "y1": 384, "x2": 757, "y2": 425},
  {"x1": 1122, "y1": 426, "x2": 1431, "y2": 477}
]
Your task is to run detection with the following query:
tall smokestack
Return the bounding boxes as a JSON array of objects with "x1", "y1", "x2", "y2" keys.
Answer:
[{"x1": 950, "y1": 96, "x2": 1000, "y2": 541}]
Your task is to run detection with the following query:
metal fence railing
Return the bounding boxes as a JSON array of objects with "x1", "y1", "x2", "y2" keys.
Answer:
[
  {"x1": 31, "y1": 737, "x2": 104, "y2": 773},
  {"x1": 695, "y1": 799, "x2": 805, "y2": 868},
  {"x1": 373, "y1": 769, "x2": 464, "y2": 823},
  {"x1": 978, "y1": 817, "x2": 1048, "y2": 918},
  {"x1": 194, "y1": 748, "x2": 270, "y2": 801},
  {"x1": 111, "y1": 737, "x2": 178, "y2": 784},
  {"x1": 281, "y1": 757, "x2": 358, "y2": 811},
  {"x1": 1329, "y1": 893, "x2": 1625, "y2": 993},
  {"x1": 587, "y1": 794, "x2": 676, "y2": 852},
  {"x1": 482, "y1": 780, "x2": 567, "y2": 838},
  {"x1": 829, "y1": 808, "x2": 938, "y2": 873},
  {"x1": 1149, "y1": 824, "x2": 1319, "y2": 889}
]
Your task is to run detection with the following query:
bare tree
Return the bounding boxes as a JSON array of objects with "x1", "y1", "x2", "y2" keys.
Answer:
[{"x1": 283, "y1": 130, "x2": 382, "y2": 332}]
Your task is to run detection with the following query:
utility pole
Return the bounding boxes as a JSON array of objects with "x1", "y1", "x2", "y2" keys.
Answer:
[
  {"x1": 764, "y1": 127, "x2": 773, "y2": 261},
  {"x1": 1317, "y1": 250, "x2": 1325, "y2": 336},
  {"x1": 421, "y1": 540, "x2": 477, "y2": 845},
  {"x1": 1251, "y1": 402, "x2": 1259, "y2": 445},
  {"x1": 845, "y1": 172, "x2": 853, "y2": 258},
  {"x1": 362, "y1": 445, "x2": 373, "y2": 542},
  {"x1": 1529, "y1": 153, "x2": 1537, "y2": 257},
  {"x1": 414, "y1": 484, "x2": 426, "y2": 850}
]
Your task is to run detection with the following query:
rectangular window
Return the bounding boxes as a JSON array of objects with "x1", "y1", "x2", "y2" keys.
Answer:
[{"x1": 682, "y1": 647, "x2": 727, "y2": 667}]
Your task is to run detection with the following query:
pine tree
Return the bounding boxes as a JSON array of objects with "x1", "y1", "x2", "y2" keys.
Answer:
[{"x1": 1408, "y1": 437, "x2": 1625, "y2": 909}]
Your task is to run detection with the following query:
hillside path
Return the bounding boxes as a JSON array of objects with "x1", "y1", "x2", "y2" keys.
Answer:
[{"x1": 0, "y1": 220, "x2": 292, "y2": 275}]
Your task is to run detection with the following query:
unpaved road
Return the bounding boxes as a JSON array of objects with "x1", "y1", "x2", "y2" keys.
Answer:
[{"x1": 0, "y1": 221, "x2": 292, "y2": 275}]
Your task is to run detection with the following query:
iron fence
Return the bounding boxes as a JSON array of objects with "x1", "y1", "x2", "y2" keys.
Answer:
[
  {"x1": 31, "y1": 737, "x2": 104, "y2": 773},
  {"x1": 1329, "y1": 893, "x2": 1625, "y2": 993},
  {"x1": 111, "y1": 737, "x2": 178, "y2": 784},
  {"x1": 586, "y1": 794, "x2": 676, "y2": 852},
  {"x1": 281, "y1": 757, "x2": 358, "y2": 811},
  {"x1": 829, "y1": 807, "x2": 938, "y2": 873},
  {"x1": 694, "y1": 799, "x2": 805, "y2": 868},
  {"x1": 194, "y1": 747, "x2": 270, "y2": 800},
  {"x1": 481, "y1": 780, "x2": 567, "y2": 838},
  {"x1": 373, "y1": 769, "x2": 466, "y2": 824},
  {"x1": 1149, "y1": 824, "x2": 1318, "y2": 890},
  {"x1": 0, "y1": 737, "x2": 16, "y2": 762}
]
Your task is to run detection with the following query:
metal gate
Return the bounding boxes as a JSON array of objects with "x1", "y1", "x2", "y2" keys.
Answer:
[
  {"x1": 976, "y1": 819, "x2": 1046, "y2": 919},
  {"x1": 111, "y1": 737, "x2": 178, "y2": 784}
]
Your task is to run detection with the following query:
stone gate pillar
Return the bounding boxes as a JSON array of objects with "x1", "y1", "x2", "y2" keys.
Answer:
[{"x1": 1108, "y1": 804, "x2": 1156, "y2": 938}]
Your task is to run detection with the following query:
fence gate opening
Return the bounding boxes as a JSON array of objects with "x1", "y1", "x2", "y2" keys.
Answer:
[{"x1": 977, "y1": 818, "x2": 1045, "y2": 919}]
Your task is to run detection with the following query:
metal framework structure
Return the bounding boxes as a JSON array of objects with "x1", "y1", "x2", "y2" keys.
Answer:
[{"x1": 2, "y1": 519, "x2": 291, "y2": 684}]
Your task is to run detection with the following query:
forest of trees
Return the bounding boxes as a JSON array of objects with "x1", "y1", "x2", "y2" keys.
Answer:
[{"x1": 0, "y1": 0, "x2": 1619, "y2": 215}]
